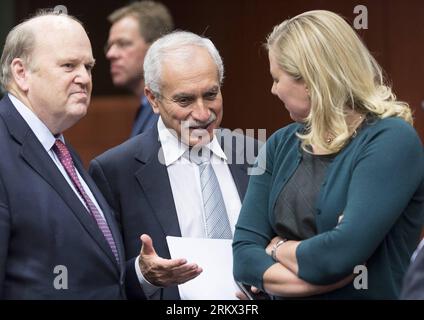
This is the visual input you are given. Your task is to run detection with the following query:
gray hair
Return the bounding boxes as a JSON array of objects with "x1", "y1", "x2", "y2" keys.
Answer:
[
  {"x1": 0, "y1": 9, "x2": 83, "y2": 88},
  {"x1": 0, "y1": 22, "x2": 35, "y2": 88},
  {"x1": 144, "y1": 31, "x2": 224, "y2": 97}
]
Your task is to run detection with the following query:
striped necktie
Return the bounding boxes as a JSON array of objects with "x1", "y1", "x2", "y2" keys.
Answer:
[{"x1": 188, "y1": 149, "x2": 232, "y2": 239}]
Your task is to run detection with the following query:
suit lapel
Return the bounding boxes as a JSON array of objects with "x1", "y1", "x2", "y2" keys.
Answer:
[
  {"x1": 22, "y1": 135, "x2": 121, "y2": 270},
  {"x1": 216, "y1": 129, "x2": 250, "y2": 201},
  {"x1": 1, "y1": 96, "x2": 120, "y2": 271},
  {"x1": 131, "y1": 127, "x2": 252, "y2": 238},
  {"x1": 134, "y1": 129, "x2": 181, "y2": 237},
  {"x1": 227, "y1": 162, "x2": 249, "y2": 202},
  {"x1": 73, "y1": 149, "x2": 125, "y2": 271}
]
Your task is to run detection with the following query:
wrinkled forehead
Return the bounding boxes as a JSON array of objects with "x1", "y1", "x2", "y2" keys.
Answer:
[
  {"x1": 29, "y1": 14, "x2": 82, "y2": 34},
  {"x1": 161, "y1": 46, "x2": 218, "y2": 80},
  {"x1": 31, "y1": 16, "x2": 89, "y2": 46}
]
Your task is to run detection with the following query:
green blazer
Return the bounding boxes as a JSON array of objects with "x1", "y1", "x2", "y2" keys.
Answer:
[{"x1": 233, "y1": 117, "x2": 424, "y2": 299}]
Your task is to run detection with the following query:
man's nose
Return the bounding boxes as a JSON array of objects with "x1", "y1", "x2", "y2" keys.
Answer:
[
  {"x1": 106, "y1": 45, "x2": 118, "y2": 60},
  {"x1": 192, "y1": 100, "x2": 211, "y2": 122},
  {"x1": 74, "y1": 65, "x2": 91, "y2": 85}
]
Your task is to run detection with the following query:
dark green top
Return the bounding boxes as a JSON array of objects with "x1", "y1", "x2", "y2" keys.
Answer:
[{"x1": 233, "y1": 117, "x2": 424, "y2": 299}]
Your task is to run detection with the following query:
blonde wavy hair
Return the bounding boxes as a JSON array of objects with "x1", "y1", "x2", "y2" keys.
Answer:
[{"x1": 266, "y1": 10, "x2": 412, "y2": 153}]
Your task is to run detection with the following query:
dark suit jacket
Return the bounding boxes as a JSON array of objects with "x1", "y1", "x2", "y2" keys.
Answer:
[
  {"x1": 130, "y1": 98, "x2": 158, "y2": 137},
  {"x1": 89, "y1": 126, "x2": 258, "y2": 299},
  {"x1": 0, "y1": 95, "x2": 127, "y2": 299},
  {"x1": 401, "y1": 244, "x2": 424, "y2": 299}
]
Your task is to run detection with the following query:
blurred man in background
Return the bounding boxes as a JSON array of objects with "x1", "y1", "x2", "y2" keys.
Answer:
[{"x1": 105, "y1": 1, "x2": 174, "y2": 137}]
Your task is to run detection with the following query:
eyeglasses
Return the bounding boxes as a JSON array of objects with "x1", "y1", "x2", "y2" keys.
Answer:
[{"x1": 104, "y1": 39, "x2": 133, "y2": 55}]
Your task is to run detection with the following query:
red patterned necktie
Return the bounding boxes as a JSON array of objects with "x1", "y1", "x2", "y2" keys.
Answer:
[{"x1": 52, "y1": 139, "x2": 119, "y2": 263}]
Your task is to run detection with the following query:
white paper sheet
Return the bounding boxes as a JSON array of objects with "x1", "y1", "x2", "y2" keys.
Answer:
[{"x1": 166, "y1": 236, "x2": 239, "y2": 300}]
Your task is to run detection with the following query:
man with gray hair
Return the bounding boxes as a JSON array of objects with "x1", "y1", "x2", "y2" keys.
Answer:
[
  {"x1": 90, "y1": 31, "x2": 257, "y2": 299},
  {"x1": 0, "y1": 10, "x2": 146, "y2": 299},
  {"x1": 105, "y1": 0, "x2": 174, "y2": 137}
]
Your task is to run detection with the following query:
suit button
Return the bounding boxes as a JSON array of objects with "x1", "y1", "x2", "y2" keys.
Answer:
[{"x1": 316, "y1": 209, "x2": 321, "y2": 215}]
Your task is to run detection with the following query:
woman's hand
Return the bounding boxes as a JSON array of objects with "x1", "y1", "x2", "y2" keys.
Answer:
[{"x1": 265, "y1": 236, "x2": 286, "y2": 256}]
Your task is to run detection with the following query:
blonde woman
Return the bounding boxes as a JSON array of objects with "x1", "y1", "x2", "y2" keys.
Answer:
[{"x1": 233, "y1": 10, "x2": 424, "y2": 299}]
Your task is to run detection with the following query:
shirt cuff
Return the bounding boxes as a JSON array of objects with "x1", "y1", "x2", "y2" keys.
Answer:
[{"x1": 135, "y1": 255, "x2": 161, "y2": 298}]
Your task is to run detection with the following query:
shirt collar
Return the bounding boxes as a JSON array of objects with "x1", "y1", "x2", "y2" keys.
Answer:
[
  {"x1": 8, "y1": 93, "x2": 65, "y2": 151},
  {"x1": 157, "y1": 117, "x2": 227, "y2": 166}
]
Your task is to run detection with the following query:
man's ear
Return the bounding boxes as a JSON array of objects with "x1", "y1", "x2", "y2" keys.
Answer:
[
  {"x1": 144, "y1": 86, "x2": 160, "y2": 114},
  {"x1": 10, "y1": 58, "x2": 30, "y2": 92}
]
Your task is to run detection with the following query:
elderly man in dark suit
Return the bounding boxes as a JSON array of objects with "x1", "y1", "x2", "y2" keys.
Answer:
[
  {"x1": 89, "y1": 31, "x2": 259, "y2": 300},
  {"x1": 0, "y1": 11, "x2": 144, "y2": 299}
]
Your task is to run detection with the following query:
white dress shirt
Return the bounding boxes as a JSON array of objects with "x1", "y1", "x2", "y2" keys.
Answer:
[
  {"x1": 8, "y1": 93, "x2": 105, "y2": 219},
  {"x1": 136, "y1": 117, "x2": 242, "y2": 298},
  {"x1": 158, "y1": 117, "x2": 241, "y2": 237}
]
